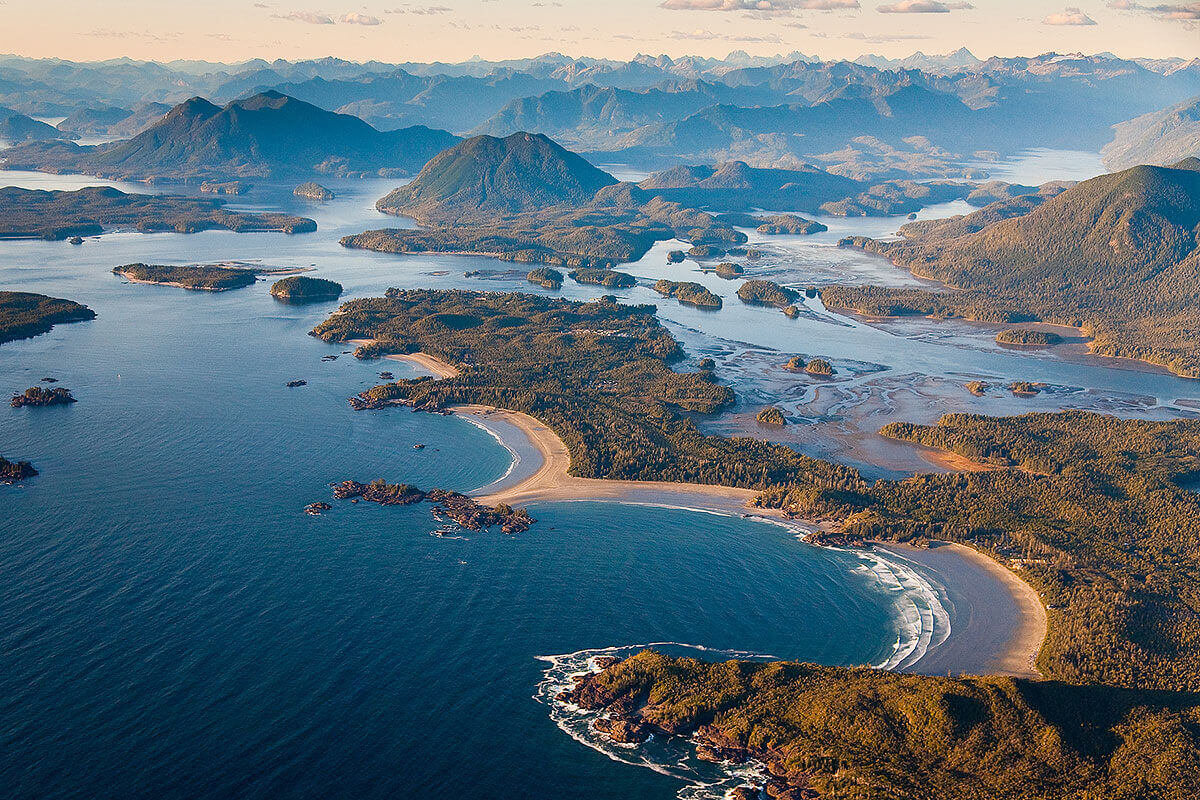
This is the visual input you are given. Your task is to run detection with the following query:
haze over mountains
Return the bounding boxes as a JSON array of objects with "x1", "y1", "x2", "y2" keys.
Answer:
[
  {"x1": 1104, "y1": 96, "x2": 1200, "y2": 171},
  {"x1": 0, "y1": 91, "x2": 459, "y2": 180},
  {"x1": 0, "y1": 50, "x2": 1197, "y2": 180}
]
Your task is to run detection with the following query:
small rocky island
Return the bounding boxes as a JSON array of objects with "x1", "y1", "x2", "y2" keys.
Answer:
[
  {"x1": 0, "y1": 291, "x2": 96, "y2": 344},
  {"x1": 269, "y1": 276, "x2": 343, "y2": 303},
  {"x1": 329, "y1": 479, "x2": 535, "y2": 533},
  {"x1": 11, "y1": 386, "x2": 76, "y2": 407},
  {"x1": 1, "y1": 455, "x2": 39, "y2": 483},
  {"x1": 755, "y1": 214, "x2": 828, "y2": 235},
  {"x1": 996, "y1": 328, "x2": 1063, "y2": 347},
  {"x1": 653, "y1": 279, "x2": 722, "y2": 309},
  {"x1": 527, "y1": 267, "x2": 563, "y2": 289},
  {"x1": 294, "y1": 182, "x2": 335, "y2": 201}
]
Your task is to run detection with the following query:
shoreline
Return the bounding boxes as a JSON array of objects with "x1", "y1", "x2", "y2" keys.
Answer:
[{"x1": 363, "y1": 345, "x2": 1047, "y2": 679}]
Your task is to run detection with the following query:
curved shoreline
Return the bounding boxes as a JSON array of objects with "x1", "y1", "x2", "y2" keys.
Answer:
[{"x1": 370, "y1": 346, "x2": 1047, "y2": 679}]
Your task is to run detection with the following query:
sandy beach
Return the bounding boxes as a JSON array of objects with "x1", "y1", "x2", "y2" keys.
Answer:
[
  {"x1": 370, "y1": 346, "x2": 1048, "y2": 679},
  {"x1": 347, "y1": 341, "x2": 462, "y2": 379}
]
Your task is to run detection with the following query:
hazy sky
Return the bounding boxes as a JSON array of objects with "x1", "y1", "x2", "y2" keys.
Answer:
[{"x1": 0, "y1": 0, "x2": 1196, "y2": 63}]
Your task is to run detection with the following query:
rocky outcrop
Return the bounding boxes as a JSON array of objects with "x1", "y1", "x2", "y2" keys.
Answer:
[
  {"x1": 0, "y1": 456, "x2": 38, "y2": 483},
  {"x1": 329, "y1": 479, "x2": 535, "y2": 533},
  {"x1": 11, "y1": 386, "x2": 76, "y2": 407},
  {"x1": 294, "y1": 182, "x2": 335, "y2": 201}
]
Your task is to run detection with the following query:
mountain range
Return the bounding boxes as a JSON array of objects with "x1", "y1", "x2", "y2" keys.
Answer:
[
  {"x1": 2, "y1": 52, "x2": 1198, "y2": 180},
  {"x1": 0, "y1": 91, "x2": 458, "y2": 181}
]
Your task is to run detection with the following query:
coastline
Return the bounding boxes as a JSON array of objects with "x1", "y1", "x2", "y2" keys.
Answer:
[{"x1": 362, "y1": 345, "x2": 1048, "y2": 678}]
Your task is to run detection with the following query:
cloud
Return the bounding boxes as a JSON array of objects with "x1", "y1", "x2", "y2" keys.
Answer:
[
  {"x1": 877, "y1": 0, "x2": 973, "y2": 12},
  {"x1": 666, "y1": 28, "x2": 784, "y2": 40},
  {"x1": 274, "y1": 10, "x2": 335, "y2": 24},
  {"x1": 386, "y1": 4, "x2": 451, "y2": 13},
  {"x1": 660, "y1": 0, "x2": 859, "y2": 12},
  {"x1": 841, "y1": 30, "x2": 933, "y2": 40},
  {"x1": 1108, "y1": 0, "x2": 1200, "y2": 19},
  {"x1": 1043, "y1": 7, "x2": 1097, "y2": 24},
  {"x1": 272, "y1": 9, "x2": 385, "y2": 25},
  {"x1": 341, "y1": 11, "x2": 383, "y2": 24}
]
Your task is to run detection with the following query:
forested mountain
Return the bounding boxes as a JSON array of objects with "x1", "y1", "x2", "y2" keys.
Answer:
[
  {"x1": 376, "y1": 132, "x2": 618, "y2": 222},
  {"x1": 830, "y1": 158, "x2": 1200, "y2": 376},
  {"x1": 0, "y1": 107, "x2": 73, "y2": 143},
  {"x1": 0, "y1": 91, "x2": 458, "y2": 180},
  {"x1": 1104, "y1": 96, "x2": 1200, "y2": 170}
]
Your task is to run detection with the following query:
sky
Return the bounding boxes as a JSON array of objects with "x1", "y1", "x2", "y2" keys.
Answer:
[{"x1": 0, "y1": 0, "x2": 1196, "y2": 64}]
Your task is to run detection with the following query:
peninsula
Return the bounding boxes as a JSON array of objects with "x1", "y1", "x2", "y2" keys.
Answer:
[
  {"x1": 0, "y1": 291, "x2": 95, "y2": 343},
  {"x1": 0, "y1": 186, "x2": 316, "y2": 240}
]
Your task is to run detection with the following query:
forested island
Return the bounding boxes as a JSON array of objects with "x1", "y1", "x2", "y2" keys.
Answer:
[
  {"x1": 754, "y1": 214, "x2": 828, "y2": 235},
  {"x1": 737, "y1": 279, "x2": 800, "y2": 309},
  {"x1": 0, "y1": 186, "x2": 316, "y2": 239},
  {"x1": 653, "y1": 279, "x2": 722, "y2": 309},
  {"x1": 827, "y1": 159, "x2": 1200, "y2": 377},
  {"x1": 0, "y1": 291, "x2": 95, "y2": 343},
  {"x1": 755, "y1": 406, "x2": 786, "y2": 426},
  {"x1": 526, "y1": 267, "x2": 563, "y2": 289},
  {"x1": 114, "y1": 263, "x2": 259, "y2": 291},
  {"x1": 294, "y1": 182, "x2": 334, "y2": 201},
  {"x1": 568, "y1": 268, "x2": 636, "y2": 289},
  {"x1": 996, "y1": 328, "x2": 1062, "y2": 347},
  {"x1": 269, "y1": 276, "x2": 343, "y2": 302}
]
